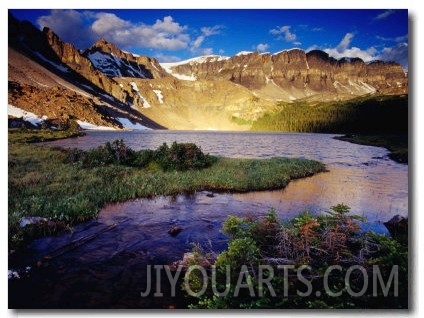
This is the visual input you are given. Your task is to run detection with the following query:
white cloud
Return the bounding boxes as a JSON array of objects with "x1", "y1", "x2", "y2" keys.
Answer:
[
  {"x1": 90, "y1": 14, "x2": 189, "y2": 51},
  {"x1": 324, "y1": 46, "x2": 378, "y2": 63},
  {"x1": 36, "y1": 9, "x2": 219, "y2": 55},
  {"x1": 270, "y1": 25, "x2": 297, "y2": 42},
  {"x1": 190, "y1": 25, "x2": 222, "y2": 55},
  {"x1": 198, "y1": 48, "x2": 214, "y2": 56},
  {"x1": 154, "y1": 53, "x2": 181, "y2": 63},
  {"x1": 91, "y1": 13, "x2": 130, "y2": 35},
  {"x1": 336, "y1": 33, "x2": 354, "y2": 53},
  {"x1": 256, "y1": 43, "x2": 269, "y2": 52},
  {"x1": 376, "y1": 34, "x2": 408, "y2": 43},
  {"x1": 201, "y1": 25, "x2": 222, "y2": 36},
  {"x1": 37, "y1": 9, "x2": 95, "y2": 48},
  {"x1": 377, "y1": 43, "x2": 408, "y2": 71},
  {"x1": 373, "y1": 10, "x2": 395, "y2": 21},
  {"x1": 152, "y1": 16, "x2": 187, "y2": 34}
]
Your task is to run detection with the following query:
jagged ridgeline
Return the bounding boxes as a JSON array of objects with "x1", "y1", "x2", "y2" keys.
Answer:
[{"x1": 8, "y1": 13, "x2": 408, "y2": 131}]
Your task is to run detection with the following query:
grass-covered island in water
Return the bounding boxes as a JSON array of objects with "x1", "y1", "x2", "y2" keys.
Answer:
[{"x1": 8, "y1": 128, "x2": 325, "y2": 250}]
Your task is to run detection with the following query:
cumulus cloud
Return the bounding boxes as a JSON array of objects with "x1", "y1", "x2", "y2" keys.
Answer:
[
  {"x1": 256, "y1": 43, "x2": 269, "y2": 52},
  {"x1": 89, "y1": 13, "x2": 189, "y2": 51},
  {"x1": 325, "y1": 46, "x2": 378, "y2": 63},
  {"x1": 36, "y1": 9, "x2": 220, "y2": 55},
  {"x1": 270, "y1": 26, "x2": 297, "y2": 42},
  {"x1": 322, "y1": 32, "x2": 377, "y2": 62},
  {"x1": 37, "y1": 9, "x2": 96, "y2": 48}
]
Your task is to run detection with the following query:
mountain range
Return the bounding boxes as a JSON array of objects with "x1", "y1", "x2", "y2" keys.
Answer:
[{"x1": 8, "y1": 13, "x2": 408, "y2": 131}]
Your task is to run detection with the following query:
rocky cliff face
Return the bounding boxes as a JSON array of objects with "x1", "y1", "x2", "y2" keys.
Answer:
[
  {"x1": 167, "y1": 49, "x2": 408, "y2": 97},
  {"x1": 8, "y1": 13, "x2": 408, "y2": 131},
  {"x1": 83, "y1": 38, "x2": 169, "y2": 79}
]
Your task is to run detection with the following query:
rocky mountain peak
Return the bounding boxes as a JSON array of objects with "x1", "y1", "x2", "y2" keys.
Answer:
[
  {"x1": 89, "y1": 38, "x2": 126, "y2": 57},
  {"x1": 83, "y1": 38, "x2": 169, "y2": 79}
]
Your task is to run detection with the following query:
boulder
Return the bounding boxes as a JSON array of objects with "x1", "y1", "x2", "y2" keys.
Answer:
[{"x1": 384, "y1": 215, "x2": 408, "y2": 244}]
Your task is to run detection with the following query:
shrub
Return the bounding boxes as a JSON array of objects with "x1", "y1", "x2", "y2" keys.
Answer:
[
  {"x1": 154, "y1": 142, "x2": 216, "y2": 171},
  {"x1": 64, "y1": 140, "x2": 217, "y2": 171},
  {"x1": 186, "y1": 205, "x2": 408, "y2": 309}
]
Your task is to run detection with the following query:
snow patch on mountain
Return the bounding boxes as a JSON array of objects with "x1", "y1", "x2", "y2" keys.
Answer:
[
  {"x1": 160, "y1": 55, "x2": 229, "y2": 81},
  {"x1": 87, "y1": 51, "x2": 147, "y2": 78},
  {"x1": 76, "y1": 120, "x2": 115, "y2": 130},
  {"x1": 88, "y1": 51, "x2": 123, "y2": 77},
  {"x1": 117, "y1": 117, "x2": 151, "y2": 130},
  {"x1": 358, "y1": 81, "x2": 377, "y2": 93},
  {"x1": 153, "y1": 90, "x2": 164, "y2": 104},
  {"x1": 130, "y1": 82, "x2": 139, "y2": 92},
  {"x1": 160, "y1": 55, "x2": 229, "y2": 68},
  {"x1": 130, "y1": 82, "x2": 151, "y2": 108},
  {"x1": 8, "y1": 104, "x2": 47, "y2": 126},
  {"x1": 272, "y1": 48, "x2": 302, "y2": 56},
  {"x1": 236, "y1": 51, "x2": 254, "y2": 56}
]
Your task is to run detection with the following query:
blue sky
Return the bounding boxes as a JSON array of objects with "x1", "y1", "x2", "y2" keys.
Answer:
[{"x1": 9, "y1": 9, "x2": 408, "y2": 70}]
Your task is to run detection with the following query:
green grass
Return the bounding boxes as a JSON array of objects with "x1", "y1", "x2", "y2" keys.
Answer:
[
  {"x1": 8, "y1": 132, "x2": 325, "y2": 249},
  {"x1": 251, "y1": 94, "x2": 408, "y2": 134},
  {"x1": 334, "y1": 134, "x2": 408, "y2": 164},
  {"x1": 8, "y1": 127, "x2": 85, "y2": 143}
]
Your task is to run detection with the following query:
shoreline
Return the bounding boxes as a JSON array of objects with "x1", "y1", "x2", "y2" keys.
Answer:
[{"x1": 334, "y1": 134, "x2": 408, "y2": 164}]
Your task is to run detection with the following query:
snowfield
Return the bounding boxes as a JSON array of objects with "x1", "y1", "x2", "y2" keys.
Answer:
[
  {"x1": 117, "y1": 117, "x2": 151, "y2": 130},
  {"x1": 130, "y1": 82, "x2": 151, "y2": 108},
  {"x1": 76, "y1": 120, "x2": 115, "y2": 130},
  {"x1": 8, "y1": 104, "x2": 47, "y2": 126},
  {"x1": 153, "y1": 90, "x2": 164, "y2": 104}
]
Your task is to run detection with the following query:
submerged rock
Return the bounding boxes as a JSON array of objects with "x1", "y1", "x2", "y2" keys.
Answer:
[{"x1": 168, "y1": 226, "x2": 182, "y2": 237}]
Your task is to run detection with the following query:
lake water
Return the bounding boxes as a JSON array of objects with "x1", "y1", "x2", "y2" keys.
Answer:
[{"x1": 9, "y1": 131, "x2": 408, "y2": 308}]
